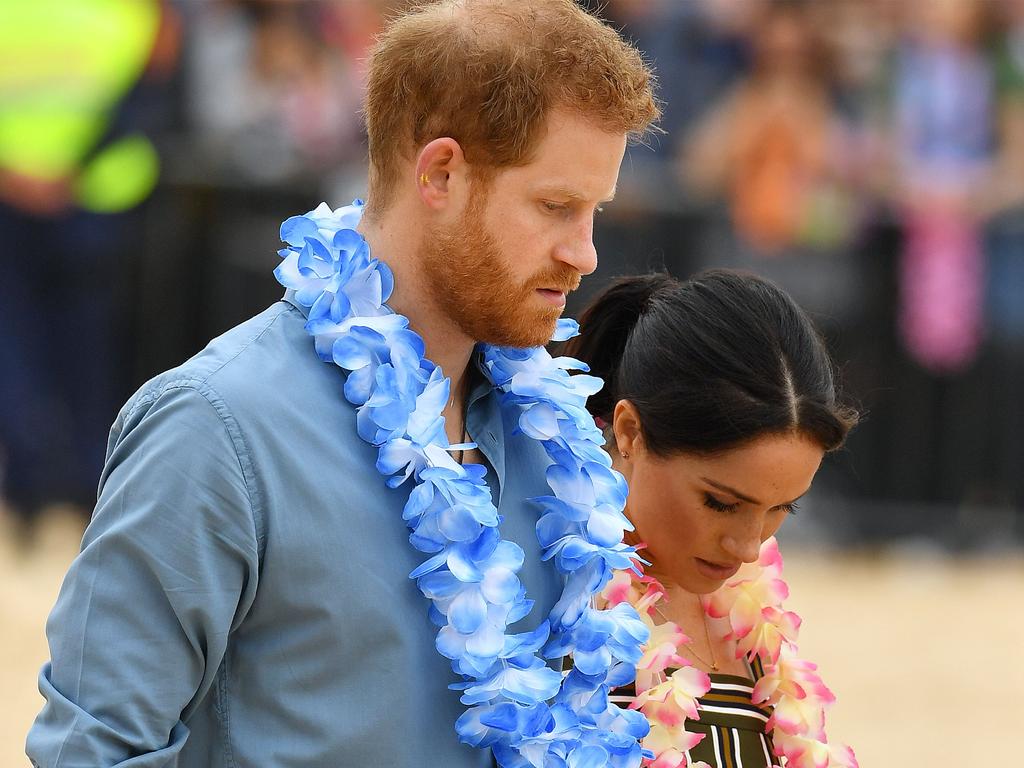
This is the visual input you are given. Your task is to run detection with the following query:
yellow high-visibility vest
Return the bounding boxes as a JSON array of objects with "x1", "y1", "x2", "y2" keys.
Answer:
[{"x1": 0, "y1": 0, "x2": 161, "y2": 211}]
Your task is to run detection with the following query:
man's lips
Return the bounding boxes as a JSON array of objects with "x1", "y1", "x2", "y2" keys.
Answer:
[
  {"x1": 535, "y1": 288, "x2": 567, "y2": 306},
  {"x1": 695, "y1": 557, "x2": 741, "y2": 580}
]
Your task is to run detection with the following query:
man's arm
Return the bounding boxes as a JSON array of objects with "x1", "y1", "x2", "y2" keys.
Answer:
[{"x1": 27, "y1": 383, "x2": 261, "y2": 767}]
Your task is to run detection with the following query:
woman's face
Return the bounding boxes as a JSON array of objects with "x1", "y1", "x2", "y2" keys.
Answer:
[{"x1": 612, "y1": 401, "x2": 825, "y2": 595}]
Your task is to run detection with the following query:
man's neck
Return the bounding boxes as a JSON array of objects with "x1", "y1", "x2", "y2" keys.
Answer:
[{"x1": 359, "y1": 211, "x2": 477, "y2": 438}]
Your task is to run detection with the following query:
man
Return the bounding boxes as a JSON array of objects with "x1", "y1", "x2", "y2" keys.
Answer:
[{"x1": 27, "y1": 1, "x2": 658, "y2": 765}]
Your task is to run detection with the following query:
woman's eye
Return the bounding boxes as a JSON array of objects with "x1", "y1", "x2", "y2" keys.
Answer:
[
  {"x1": 781, "y1": 502, "x2": 799, "y2": 516},
  {"x1": 703, "y1": 493, "x2": 739, "y2": 513}
]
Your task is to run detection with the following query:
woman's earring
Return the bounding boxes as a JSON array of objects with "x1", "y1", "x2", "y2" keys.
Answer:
[
  {"x1": 621, "y1": 451, "x2": 629, "y2": 459},
  {"x1": 420, "y1": 173, "x2": 430, "y2": 185}
]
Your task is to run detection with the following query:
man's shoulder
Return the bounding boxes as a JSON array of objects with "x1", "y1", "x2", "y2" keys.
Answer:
[{"x1": 121, "y1": 300, "x2": 327, "y2": 424}]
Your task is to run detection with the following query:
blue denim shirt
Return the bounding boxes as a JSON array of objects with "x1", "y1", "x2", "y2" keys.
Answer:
[{"x1": 27, "y1": 297, "x2": 562, "y2": 767}]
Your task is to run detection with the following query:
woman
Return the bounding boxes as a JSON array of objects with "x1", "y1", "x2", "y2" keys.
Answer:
[{"x1": 564, "y1": 270, "x2": 859, "y2": 768}]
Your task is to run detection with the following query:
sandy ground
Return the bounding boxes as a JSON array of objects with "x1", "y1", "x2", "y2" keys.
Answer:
[{"x1": 3, "y1": 506, "x2": 1022, "y2": 767}]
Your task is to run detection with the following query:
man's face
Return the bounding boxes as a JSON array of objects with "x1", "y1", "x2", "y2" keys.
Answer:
[{"x1": 422, "y1": 109, "x2": 628, "y2": 348}]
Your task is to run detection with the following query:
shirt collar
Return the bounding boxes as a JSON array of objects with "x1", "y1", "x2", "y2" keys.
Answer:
[{"x1": 282, "y1": 288, "x2": 504, "y2": 489}]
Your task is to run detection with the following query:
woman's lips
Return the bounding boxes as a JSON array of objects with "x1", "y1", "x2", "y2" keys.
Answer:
[
  {"x1": 536, "y1": 288, "x2": 567, "y2": 307},
  {"x1": 695, "y1": 557, "x2": 741, "y2": 581}
]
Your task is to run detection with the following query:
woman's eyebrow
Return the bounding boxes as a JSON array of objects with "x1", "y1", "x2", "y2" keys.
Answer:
[
  {"x1": 701, "y1": 477, "x2": 811, "y2": 508},
  {"x1": 701, "y1": 477, "x2": 762, "y2": 505}
]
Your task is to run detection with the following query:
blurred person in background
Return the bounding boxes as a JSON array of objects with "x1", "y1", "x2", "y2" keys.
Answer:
[
  {"x1": 131, "y1": 0, "x2": 390, "y2": 385},
  {"x1": 594, "y1": 0, "x2": 751, "y2": 212},
  {"x1": 985, "y1": 0, "x2": 1024, "y2": 347},
  {"x1": 0, "y1": 0, "x2": 178, "y2": 531},
  {"x1": 889, "y1": 0, "x2": 994, "y2": 373},
  {"x1": 26, "y1": 1, "x2": 659, "y2": 766},
  {"x1": 184, "y1": 0, "x2": 384, "y2": 185},
  {"x1": 681, "y1": 0, "x2": 856, "y2": 256}
]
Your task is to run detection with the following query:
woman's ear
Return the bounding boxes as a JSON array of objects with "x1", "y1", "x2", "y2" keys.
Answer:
[{"x1": 612, "y1": 399, "x2": 644, "y2": 461}]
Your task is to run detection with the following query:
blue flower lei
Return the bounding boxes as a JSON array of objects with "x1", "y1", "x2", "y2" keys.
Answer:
[{"x1": 275, "y1": 200, "x2": 651, "y2": 768}]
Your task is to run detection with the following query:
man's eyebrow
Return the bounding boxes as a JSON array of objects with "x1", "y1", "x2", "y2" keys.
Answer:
[
  {"x1": 700, "y1": 477, "x2": 811, "y2": 508},
  {"x1": 535, "y1": 186, "x2": 617, "y2": 204}
]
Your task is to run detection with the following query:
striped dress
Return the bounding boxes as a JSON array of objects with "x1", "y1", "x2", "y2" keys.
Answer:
[{"x1": 612, "y1": 655, "x2": 776, "y2": 768}]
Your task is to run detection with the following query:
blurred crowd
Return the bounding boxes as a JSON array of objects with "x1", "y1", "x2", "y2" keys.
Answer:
[{"x1": 2, "y1": 0, "x2": 1024, "y2": 548}]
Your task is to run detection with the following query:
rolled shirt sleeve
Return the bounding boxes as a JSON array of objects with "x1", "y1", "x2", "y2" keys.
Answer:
[{"x1": 27, "y1": 383, "x2": 261, "y2": 767}]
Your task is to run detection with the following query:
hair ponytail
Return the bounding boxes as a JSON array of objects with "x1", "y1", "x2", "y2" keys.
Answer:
[{"x1": 562, "y1": 273, "x2": 677, "y2": 423}]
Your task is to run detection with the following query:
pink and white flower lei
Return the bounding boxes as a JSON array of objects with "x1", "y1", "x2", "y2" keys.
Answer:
[{"x1": 601, "y1": 537, "x2": 858, "y2": 768}]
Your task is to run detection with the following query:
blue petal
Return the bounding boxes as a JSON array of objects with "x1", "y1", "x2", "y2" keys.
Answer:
[
  {"x1": 428, "y1": 603, "x2": 447, "y2": 627},
  {"x1": 409, "y1": 550, "x2": 448, "y2": 579},
  {"x1": 585, "y1": 510, "x2": 624, "y2": 548},
  {"x1": 418, "y1": 569, "x2": 462, "y2": 599},
  {"x1": 519, "y1": 403, "x2": 561, "y2": 440},
  {"x1": 332, "y1": 326, "x2": 381, "y2": 370},
  {"x1": 343, "y1": 367, "x2": 374, "y2": 406},
  {"x1": 449, "y1": 587, "x2": 487, "y2": 633},
  {"x1": 506, "y1": 594, "x2": 534, "y2": 624},
  {"x1": 604, "y1": 661, "x2": 636, "y2": 689},
  {"x1": 436, "y1": 625, "x2": 470, "y2": 660},
  {"x1": 501, "y1": 620, "x2": 550, "y2": 657},
  {"x1": 481, "y1": 566, "x2": 520, "y2": 604},
  {"x1": 333, "y1": 226, "x2": 365, "y2": 255},
  {"x1": 567, "y1": 745, "x2": 609, "y2": 768},
  {"x1": 486, "y1": 539, "x2": 526, "y2": 572},
  {"x1": 438, "y1": 503, "x2": 484, "y2": 542},
  {"x1": 551, "y1": 318, "x2": 580, "y2": 342},
  {"x1": 447, "y1": 546, "x2": 484, "y2": 583},
  {"x1": 501, "y1": 663, "x2": 563, "y2": 705},
  {"x1": 280, "y1": 214, "x2": 318, "y2": 247},
  {"x1": 378, "y1": 260, "x2": 395, "y2": 301},
  {"x1": 572, "y1": 647, "x2": 612, "y2": 677},
  {"x1": 465, "y1": 623, "x2": 505, "y2": 658},
  {"x1": 456, "y1": 704, "x2": 517, "y2": 748}
]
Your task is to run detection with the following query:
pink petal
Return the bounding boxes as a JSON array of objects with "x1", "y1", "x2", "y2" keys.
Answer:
[
  {"x1": 829, "y1": 743, "x2": 859, "y2": 768},
  {"x1": 751, "y1": 675, "x2": 777, "y2": 704},
  {"x1": 758, "y1": 537, "x2": 783, "y2": 569},
  {"x1": 704, "y1": 588, "x2": 736, "y2": 618},
  {"x1": 603, "y1": 569, "x2": 633, "y2": 606},
  {"x1": 648, "y1": 751, "x2": 685, "y2": 768},
  {"x1": 767, "y1": 695, "x2": 826, "y2": 738},
  {"x1": 773, "y1": 731, "x2": 831, "y2": 768},
  {"x1": 677, "y1": 730, "x2": 705, "y2": 752},
  {"x1": 648, "y1": 699, "x2": 687, "y2": 727},
  {"x1": 728, "y1": 591, "x2": 762, "y2": 638}
]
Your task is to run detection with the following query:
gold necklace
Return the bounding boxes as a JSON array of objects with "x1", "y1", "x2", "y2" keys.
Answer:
[{"x1": 654, "y1": 599, "x2": 719, "y2": 673}]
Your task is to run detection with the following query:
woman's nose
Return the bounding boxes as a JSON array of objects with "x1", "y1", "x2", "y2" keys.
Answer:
[{"x1": 721, "y1": 530, "x2": 762, "y2": 564}]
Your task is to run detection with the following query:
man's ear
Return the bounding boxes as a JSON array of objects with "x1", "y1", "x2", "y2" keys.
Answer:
[{"x1": 414, "y1": 138, "x2": 468, "y2": 212}]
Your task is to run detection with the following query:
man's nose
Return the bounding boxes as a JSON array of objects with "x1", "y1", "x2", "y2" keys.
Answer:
[{"x1": 554, "y1": 218, "x2": 598, "y2": 276}]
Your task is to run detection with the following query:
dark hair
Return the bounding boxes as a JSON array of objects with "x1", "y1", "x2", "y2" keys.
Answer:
[{"x1": 563, "y1": 270, "x2": 858, "y2": 455}]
